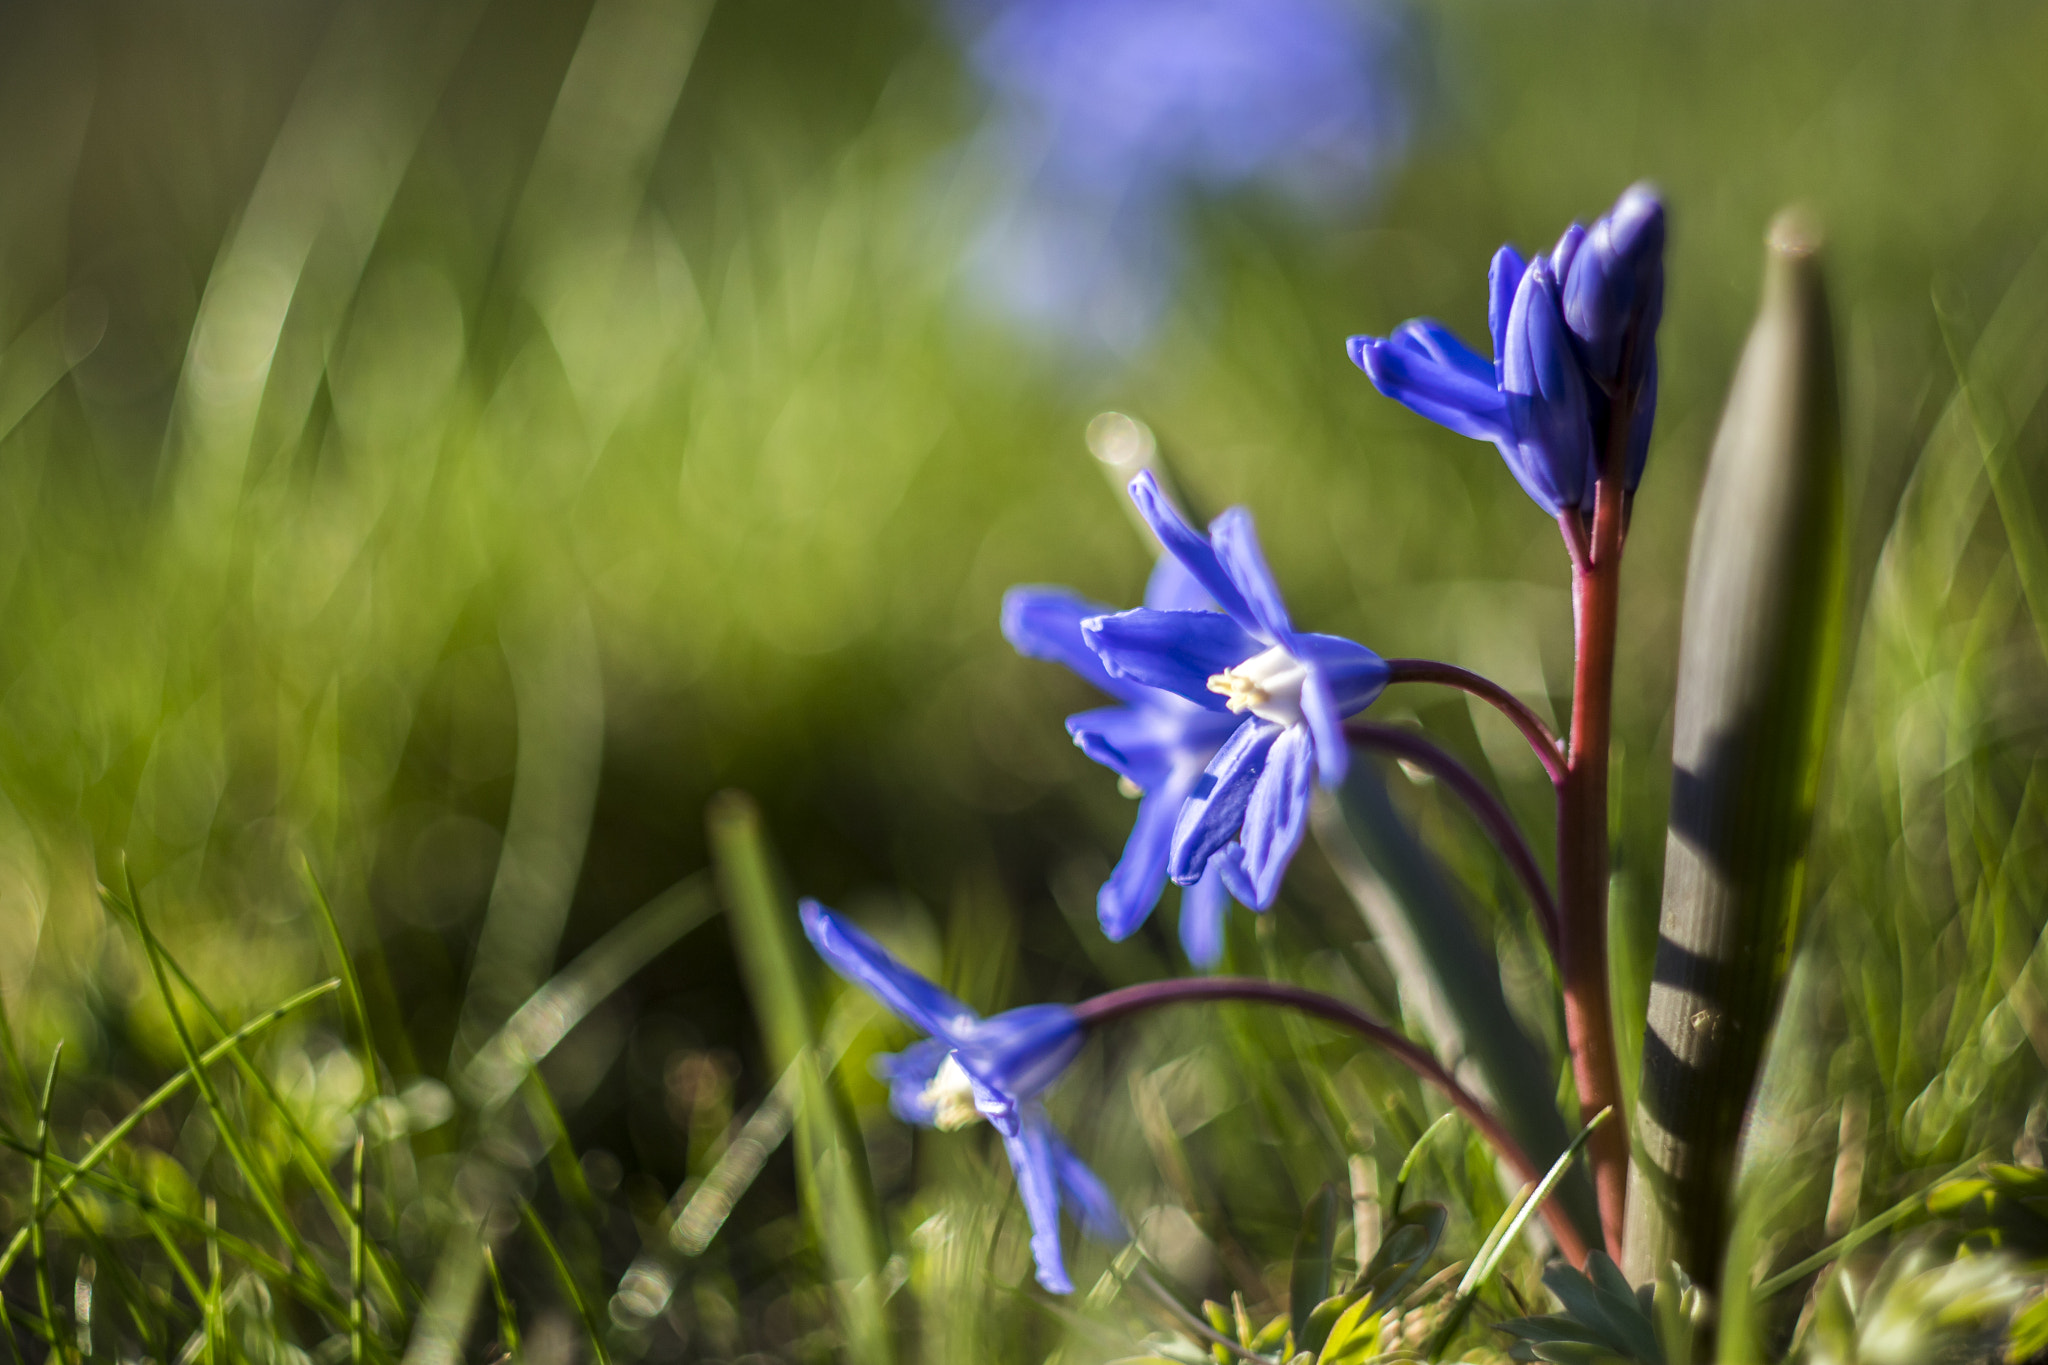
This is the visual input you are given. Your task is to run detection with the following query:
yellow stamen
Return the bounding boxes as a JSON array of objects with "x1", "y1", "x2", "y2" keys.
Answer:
[
  {"x1": 1207, "y1": 670, "x2": 1267, "y2": 714},
  {"x1": 920, "y1": 1055, "x2": 982, "y2": 1131}
]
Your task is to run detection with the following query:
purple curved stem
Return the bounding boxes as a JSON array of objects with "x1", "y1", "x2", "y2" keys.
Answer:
[
  {"x1": 1344, "y1": 721, "x2": 1562, "y2": 956},
  {"x1": 1383, "y1": 659, "x2": 1567, "y2": 787},
  {"x1": 1072, "y1": 976, "x2": 1594, "y2": 1267}
]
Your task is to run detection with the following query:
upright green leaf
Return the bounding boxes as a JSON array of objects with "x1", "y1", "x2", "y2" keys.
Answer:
[
  {"x1": 1322, "y1": 766, "x2": 1600, "y2": 1247},
  {"x1": 1290, "y1": 1184, "x2": 1340, "y2": 1342},
  {"x1": 708, "y1": 791, "x2": 892, "y2": 1365},
  {"x1": 1625, "y1": 212, "x2": 1847, "y2": 1294}
]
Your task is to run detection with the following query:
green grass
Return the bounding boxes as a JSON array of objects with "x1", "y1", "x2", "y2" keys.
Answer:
[{"x1": 0, "y1": 0, "x2": 2043, "y2": 1359}]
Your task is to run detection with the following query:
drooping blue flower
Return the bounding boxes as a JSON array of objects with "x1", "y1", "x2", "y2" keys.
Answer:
[
  {"x1": 944, "y1": 0, "x2": 1409, "y2": 351},
  {"x1": 801, "y1": 901, "x2": 1123, "y2": 1293},
  {"x1": 1004, "y1": 555, "x2": 1244, "y2": 966},
  {"x1": 1347, "y1": 185, "x2": 1666, "y2": 515},
  {"x1": 1081, "y1": 473, "x2": 1388, "y2": 909}
]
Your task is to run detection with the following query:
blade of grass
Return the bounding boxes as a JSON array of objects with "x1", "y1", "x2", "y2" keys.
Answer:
[
  {"x1": 519, "y1": 1200, "x2": 612, "y2": 1365},
  {"x1": 483, "y1": 1245, "x2": 521, "y2": 1358},
  {"x1": 709, "y1": 791, "x2": 891, "y2": 1364},
  {"x1": 1320, "y1": 769, "x2": 1599, "y2": 1247},
  {"x1": 99, "y1": 879, "x2": 414, "y2": 1322},
  {"x1": 522, "y1": 1071, "x2": 598, "y2": 1220},
  {"x1": 29, "y1": 1043, "x2": 64, "y2": 1362},
  {"x1": 204, "y1": 1197, "x2": 223, "y2": 1365},
  {"x1": 352, "y1": 1135, "x2": 368, "y2": 1365},
  {"x1": 1751, "y1": 1153, "x2": 1983, "y2": 1299},
  {"x1": 300, "y1": 857, "x2": 382, "y2": 1077},
  {"x1": 0, "y1": 974, "x2": 39, "y2": 1125},
  {"x1": 119, "y1": 864, "x2": 336, "y2": 1321},
  {"x1": 1393, "y1": 1111, "x2": 1460, "y2": 1215},
  {"x1": 0, "y1": 1132, "x2": 344, "y2": 1320},
  {"x1": 665, "y1": 992, "x2": 864, "y2": 1259},
  {"x1": 48, "y1": 1183, "x2": 176, "y2": 1360},
  {"x1": 401, "y1": 875, "x2": 719, "y2": 1364},
  {"x1": 1428, "y1": 1108, "x2": 1613, "y2": 1358},
  {"x1": 0, "y1": 978, "x2": 338, "y2": 1283},
  {"x1": 461, "y1": 872, "x2": 716, "y2": 1110}
]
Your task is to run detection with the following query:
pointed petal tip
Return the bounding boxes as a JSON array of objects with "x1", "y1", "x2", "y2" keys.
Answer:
[
  {"x1": 1315, "y1": 730, "x2": 1350, "y2": 787},
  {"x1": 1345, "y1": 333, "x2": 1377, "y2": 371},
  {"x1": 1609, "y1": 184, "x2": 1667, "y2": 253},
  {"x1": 1616, "y1": 180, "x2": 1666, "y2": 216},
  {"x1": 1034, "y1": 1264, "x2": 1075, "y2": 1295},
  {"x1": 996, "y1": 584, "x2": 1035, "y2": 645},
  {"x1": 798, "y1": 898, "x2": 830, "y2": 944}
]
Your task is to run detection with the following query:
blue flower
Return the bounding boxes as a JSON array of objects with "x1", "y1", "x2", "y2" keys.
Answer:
[
  {"x1": 1004, "y1": 555, "x2": 1244, "y2": 966},
  {"x1": 1081, "y1": 473, "x2": 1388, "y2": 909},
  {"x1": 1347, "y1": 185, "x2": 1666, "y2": 515},
  {"x1": 800, "y1": 901, "x2": 1123, "y2": 1293}
]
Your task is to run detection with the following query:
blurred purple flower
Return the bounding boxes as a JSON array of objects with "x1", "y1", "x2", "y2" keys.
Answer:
[
  {"x1": 946, "y1": 0, "x2": 1408, "y2": 350},
  {"x1": 802, "y1": 900, "x2": 1124, "y2": 1293}
]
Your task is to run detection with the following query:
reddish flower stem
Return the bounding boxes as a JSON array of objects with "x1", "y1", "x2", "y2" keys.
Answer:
[
  {"x1": 1072, "y1": 977, "x2": 1594, "y2": 1265},
  {"x1": 1557, "y1": 369, "x2": 1639, "y2": 1260},
  {"x1": 1382, "y1": 658, "x2": 1568, "y2": 787},
  {"x1": 1345, "y1": 721, "x2": 1561, "y2": 956}
]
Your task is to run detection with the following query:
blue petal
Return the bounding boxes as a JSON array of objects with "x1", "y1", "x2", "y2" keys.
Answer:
[
  {"x1": 1098, "y1": 764, "x2": 1204, "y2": 941},
  {"x1": 1178, "y1": 860, "x2": 1233, "y2": 969},
  {"x1": 1003, "y1": 586, "x2": 1151, "y2": 706},
  {"x1": 1300, "y1": 667, "x2": 1348, "y2": 786},
  {"x1": 1208, "y1": 508, "x2": 1295, "y2": 644},
  {"x1": 1048, "y1": 1123, "x2": 1126, "y2": 1242},
  {"x1": 1170, "y1": 718, "x2": 1279, "y2": 883},
  {"x1": 1551, "y1": 222, "x2": 1587, "y2": 299},
  {"x1": 1500, "y1": 257, "x2": 1594, "y2": 514},
  {"x1": 873, "y1": 1039, "x2": 949, "y2": 1126},
  {"x1": 1395, "y1": 318, "x2": 1497, "y2": 386},
  {"x1": 1294, "y1": 633, "x2": 1390, "y2": 715},
  {"x1": 1066, "y1": 705, "x2": 1184, "y2": 789},
  {"x1": 957, "y1": 1003, "x2": 1084, "y2": 1135},
  {"x1": 1234, "y1": 724, "x2": 1316, "y2": 909},
  {"x1": 1627, "y1": 344, "x2": 1658, "y2": 490},
  {"x1": 1003, "y1": 1116, "x2": 1075, "y2": 1293},
  {"x1": 1218, "y1": 845, "x2": 1259, "y2": 909},
  {"x1": 1084, "y1": 608, "x2": 1261, "y2": 708},
  {"x1": 1488, "y1": 245, "x2": 1527, "y2": 381},
  {"x1": 1143, "y1": 551, "x2": 1218, "y2": 614},
  {"x1": 1126, "y1": 470, "x2": 1256, "y2": 628},
  {"x1": 802, "y1": 901, "x2": 981, "y2": 1044},
  {"x1": 1562, "y1": 185, "x2": 1665, "y2": 385},
  {"x1": 1350, "y1": 328, "x2": 1512, "y2": 445}
]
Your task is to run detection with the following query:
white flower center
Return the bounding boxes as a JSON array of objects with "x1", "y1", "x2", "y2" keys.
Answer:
[
  {"x1": 920, "y1": 1054, "x2": 982, "y2": 1131},
  {"x1": 1207, "y1": 644, "x2": 1307, "y2": 727}
]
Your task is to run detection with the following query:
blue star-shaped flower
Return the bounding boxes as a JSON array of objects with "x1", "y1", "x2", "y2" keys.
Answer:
[
  {"x1": 1346, "y1": 184, "x2": 1665, "y2": 516},
  {"x1": 800, "y1": 901, "x2": 1124, "y2": 1293},
  {"x1": 1081, "y1": 472, "x2": 1388, "y2": 909},
  {"x1": 1003, "y1": 553, "x2": 1244, "y2": 966}
]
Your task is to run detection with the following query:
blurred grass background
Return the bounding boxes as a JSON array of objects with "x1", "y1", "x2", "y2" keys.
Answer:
[{"x1": 0, "y1": 0, "x2": 2047, "y2": 1358}]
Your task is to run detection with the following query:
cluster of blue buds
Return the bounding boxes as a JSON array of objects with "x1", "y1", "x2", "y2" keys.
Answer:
[
  {"x1": 799, "y1": 186, "x2": 1668, "y2": 1297},
  {"x1": 1348, "y1": 185, "x2": 1665, "y2": 518}
]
